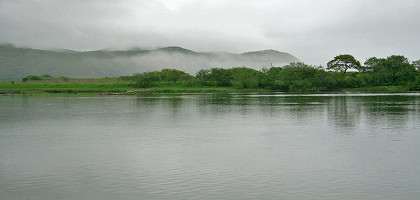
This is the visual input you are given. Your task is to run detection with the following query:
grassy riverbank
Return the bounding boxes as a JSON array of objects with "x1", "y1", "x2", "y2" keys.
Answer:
[
  {"x1": 0, "y1": 82, "x2": 135, "y2": 93},
  {"x1": 1, "y1": 81, "x2": 416, "y2": 94},
  {"x1": 0, "y1": 81, "x2": 271, "y2": 94}
]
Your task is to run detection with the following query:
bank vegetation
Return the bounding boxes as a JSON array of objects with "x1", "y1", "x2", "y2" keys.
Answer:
[{"x1": 2, "y1": 54, "x2": 419, "y2": 93}]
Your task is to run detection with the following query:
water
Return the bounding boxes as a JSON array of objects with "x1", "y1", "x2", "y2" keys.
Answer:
[{"x1": 1, "y1": 93, "x2": 420, "y2": 200}]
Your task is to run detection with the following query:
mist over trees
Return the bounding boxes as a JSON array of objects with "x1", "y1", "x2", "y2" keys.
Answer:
[
  {"x1": 0, "y1": 44, "x2": 299, "y2": 81},
  {"x1": 131, "y1": 54, "x2": 420, "y2": 91}
]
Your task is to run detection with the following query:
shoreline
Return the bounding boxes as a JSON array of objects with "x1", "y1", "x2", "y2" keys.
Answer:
[{"x1": 0, "y1": 82, "x2": 417, "y2": 95}]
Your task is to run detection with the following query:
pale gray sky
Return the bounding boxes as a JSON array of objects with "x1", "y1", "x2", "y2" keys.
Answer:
[{"x1": 1, "y1": 0, "x2": 419, "y2": 65}]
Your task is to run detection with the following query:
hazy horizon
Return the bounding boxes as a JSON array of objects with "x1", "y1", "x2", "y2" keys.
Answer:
[
  {"x1": 0, "y1": 43, "x2": 296, "y2": 55},
  {"x1": 0, "y1": 43, "x2": 301, "y2": 80},
  {"x1": 1, "y1": 0, "x2": 420, "y2": 65}
]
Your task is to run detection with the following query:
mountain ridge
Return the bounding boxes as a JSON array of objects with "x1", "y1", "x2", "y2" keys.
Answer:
[{"x1": 0, "y1": 44, "x2": 300, "y2": 80}]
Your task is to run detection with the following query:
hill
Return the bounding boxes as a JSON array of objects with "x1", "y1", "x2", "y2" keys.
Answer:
[{"x1": 0, "y1": 44, "x2": 299, "y2": 80}]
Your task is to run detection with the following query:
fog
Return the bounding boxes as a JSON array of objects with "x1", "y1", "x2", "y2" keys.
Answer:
[
  {"x1": 113, "y1": 50, "x2": 299, "y2": 75},
  {"x1": 0, "y1": 44, "x2": 300, "y2": 80}
]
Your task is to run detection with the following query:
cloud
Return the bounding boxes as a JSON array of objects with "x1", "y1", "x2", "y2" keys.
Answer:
[{"x1": 1, "y1": 0, "x2": 420, "y2": 65}]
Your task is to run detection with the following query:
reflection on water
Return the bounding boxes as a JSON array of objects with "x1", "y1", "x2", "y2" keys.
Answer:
[{"x1": 1, "y1": 93, "x2": 420, "y2": 200}]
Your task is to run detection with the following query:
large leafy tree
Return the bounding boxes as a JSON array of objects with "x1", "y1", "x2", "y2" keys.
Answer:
[
  {"x1": 133, "y1": 71, "x2": 161, "y2": 88},
  {"x1": 327, "y1": 54, "x2": 361, "y2": 74},
  {"x1": 230, "y1": 67, "x2": 263, "y2": 88},
  {"x1": 363, "y1": 55, "x2": 416, "y2": 86},
  {"x1": 363, "y1": 57, "x2": 383, "y2": 72},
  {"x1": 280, "y1": 62, "x2": 325, "y2": 91},
  {"x1": 386, "y1": 55, "x2": 416, "y2": 85},
  {"x1": 195, "y1": 69, "x2": 211, "y2": 85},
  {"x1": 208, "y1": 68, "x2": 233, "y2": 87},
  {"x1": 160, "y1": 69, "x2": 192, "y2": 82}
]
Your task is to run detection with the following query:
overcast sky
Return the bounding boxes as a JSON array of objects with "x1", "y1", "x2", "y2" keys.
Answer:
[{"x1": 1, "y1": 0, "x2": 419, "y2": 65}]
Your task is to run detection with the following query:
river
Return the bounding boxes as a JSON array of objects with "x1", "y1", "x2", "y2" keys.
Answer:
[{"x1": 1, "y1": 93, "x2": 419, "y2": 199}]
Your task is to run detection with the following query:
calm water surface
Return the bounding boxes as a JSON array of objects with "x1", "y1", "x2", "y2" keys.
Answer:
[{"x1": 1, "y1": 93, "x2": 420, "y2": 200}]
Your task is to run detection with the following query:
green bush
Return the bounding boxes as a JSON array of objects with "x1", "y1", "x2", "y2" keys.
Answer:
[
  {"x1": 230, "y1": 67, "x2": 262, "y2": 88},
  {"x1": 133, "y1": 72, "x2": 161, "y2": 88},
  {"x1": 22, "y1": 75, "x2": 43, "y2": 82},
  {"x1": 160, "y1": 69, "x2": 192, "y2": 82},
  {"x1": 208, "y1": 68, "x2": 233, "y2": 87},
  {"x1": 344, "y1": 74, "x2": 365, "y2": 88}
]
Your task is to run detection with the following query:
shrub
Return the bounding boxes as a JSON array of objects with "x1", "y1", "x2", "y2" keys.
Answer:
[
  {"x1": 22, "y1": 75, "x2": 43, "y2": 82},
  {"x1": 133, "y1": 72, "x2": 161, "y2": 88}
]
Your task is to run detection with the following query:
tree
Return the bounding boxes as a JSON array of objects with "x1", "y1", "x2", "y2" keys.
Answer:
[
  {"x1": 327, "y1": 54, "x2": 361, "y2": 74},
  {"x1": 160, "y1": 69, "x2": 192, "y2": 82},
  {"x1": 195, "y1": 69, "x2": 211, "y2": 85},
  {"x1": 133, "y1": 71, "x2": 161, "y2": 88},
  {"x1": 279, "y1": 62, "x2": 325, "y2": 91},
  {"x1": 208, "y1": 68, "x2": 233, "y2": 87},
  {"x1": 262, "y1": 67, "x2": 283, "y2": 89},
  {"x1": 363, "y1": 57, "x2": 387, "y2": 85},
  {"x1": 363, "y1": 57, "x2": 382, "y2": 72},
  {"x1": 41, "y1": 74, "x2": 52, "y2": 78},
  {"x1": 363, "y1": 55, "x2": 416, "y2": 86},
  {"x1": 230, "y1": 67, "x2": 263, "y2": 88},
  {"x1": 22, "y1": 75, "x2": 43, "y2": 82},
  {"x1": 386, "y1": 55, "x2": 416, "y2": 85}
]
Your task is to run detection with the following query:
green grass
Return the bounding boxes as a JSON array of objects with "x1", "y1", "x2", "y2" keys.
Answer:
[
  {"x1": 0, "y1": 82, "x2": 136, "y2": 93},
  {"x1": 1, "y1": 81, "x2": 415, "y2": 94},
  {"x1": 0, "y1": 81, "x2": 270, "y2": 94}
]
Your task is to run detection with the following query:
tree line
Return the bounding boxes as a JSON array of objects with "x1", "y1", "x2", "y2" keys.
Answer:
[
  {"x1": 20, "y1": 54, "x2": 420, "y2": 91},
  {"x1": 130, "y1": 55, "x2": 420, "y2": 91}
]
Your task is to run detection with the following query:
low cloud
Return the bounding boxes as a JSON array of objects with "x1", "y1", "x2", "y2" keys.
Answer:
[{"x1": 114, "y1": 50, "x2": 298, "y2": 75}]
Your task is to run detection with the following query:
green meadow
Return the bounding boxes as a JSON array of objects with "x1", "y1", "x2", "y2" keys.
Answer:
[
  {"x1": 0, "y1": 81, "x2": 270, "y2": 94},
  {"x1": 0, "y1": 82, "x2": 135, "y2": 94}
]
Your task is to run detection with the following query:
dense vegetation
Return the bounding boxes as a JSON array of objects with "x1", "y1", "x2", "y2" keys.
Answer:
[
  {"x1": 128, "y1": 54, "x2": 420, "y2": 92},
  {"x1": 2, "y1": 54, "x2": 419, "y2": 93}
]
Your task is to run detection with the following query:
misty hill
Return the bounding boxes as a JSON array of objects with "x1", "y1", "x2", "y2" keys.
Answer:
[{"x1": 0, "y1": 44, "x2": 299, "y2": 80}]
